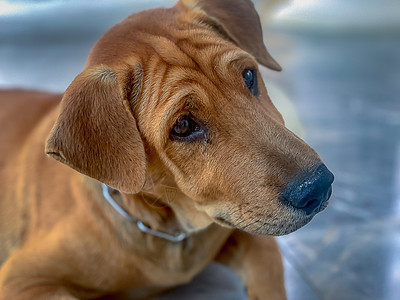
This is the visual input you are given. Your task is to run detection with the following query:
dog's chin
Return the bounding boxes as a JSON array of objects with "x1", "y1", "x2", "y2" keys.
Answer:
[
  {"x1": 214, "y1": 202, "x2": 329, "y2": 236},
  {"x1": 256, "y1": 216, "x2": 314, "y2": 236},
  {"x1": 214, "y1": 214, "x2": 313, "y2": 236}
]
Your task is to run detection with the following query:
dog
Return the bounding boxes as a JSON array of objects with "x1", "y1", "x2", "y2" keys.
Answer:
[{"x1": 0, "y1": 0, "x2": 334, "y2": 299}]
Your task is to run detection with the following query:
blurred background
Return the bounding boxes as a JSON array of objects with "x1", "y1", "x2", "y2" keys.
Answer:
[{"x1": 1, "y1": 0, "x2": 400, "y2": 299}]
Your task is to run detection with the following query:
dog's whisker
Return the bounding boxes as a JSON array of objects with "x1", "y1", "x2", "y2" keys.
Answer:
[
  {"x1": 234, "y1": 212, "x2": 259, "y2": 228},
  {"x1": 229, "y1": 207, "x2": 242, "y2": 216}
]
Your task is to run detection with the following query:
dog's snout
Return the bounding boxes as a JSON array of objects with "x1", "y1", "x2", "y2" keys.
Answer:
[{"x1": 282, "y1": 163, "x2": 334, "y2": 215}]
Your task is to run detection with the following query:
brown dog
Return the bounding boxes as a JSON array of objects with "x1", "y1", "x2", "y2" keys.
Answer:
[{"x1": 0, "y1": 0, "x2": 334, "y2": 299}]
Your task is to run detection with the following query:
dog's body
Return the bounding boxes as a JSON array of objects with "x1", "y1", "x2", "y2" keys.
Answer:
[
  {"x1": 0, "y1": 1, "x2": 333, "y2": 299},
  {"x1": 0, "y1": 92, "x2": 232, "y2": 298}
]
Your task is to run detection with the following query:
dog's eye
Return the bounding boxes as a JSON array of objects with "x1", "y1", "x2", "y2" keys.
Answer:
[
  {"x1": 242, "y1": 68, "x2": 258, "y2": 96},
  {"x1": 170, "y1": 115, "x2": 203, "y2": 141}
]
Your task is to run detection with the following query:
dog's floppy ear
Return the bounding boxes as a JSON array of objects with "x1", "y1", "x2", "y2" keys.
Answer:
[
  {"x1": 46, "y1": 66, "x2": 146, "y2": 194},
  {"x1": 180, "y1": 0, "x2": 281, "y2": 71}
]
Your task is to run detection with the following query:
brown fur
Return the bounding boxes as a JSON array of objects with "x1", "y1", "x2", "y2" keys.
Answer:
[{"x1": 0, "y1": 1, "x2": 325, "y2": 299}]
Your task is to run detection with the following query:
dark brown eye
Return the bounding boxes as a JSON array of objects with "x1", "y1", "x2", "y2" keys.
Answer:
[
  {"x1": 170, "y1": 115, "x2": 204, "y2": 141},
  {"x1": 242, "y1": 68, "x2": 258, "y2": 96}
]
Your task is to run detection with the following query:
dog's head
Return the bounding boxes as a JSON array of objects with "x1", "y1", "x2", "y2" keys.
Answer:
[{"x1": 46, "y1": 0, "x2": 333, "y2": 236}]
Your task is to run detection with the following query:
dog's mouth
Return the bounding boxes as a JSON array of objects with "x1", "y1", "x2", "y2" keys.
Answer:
[{"x1": 212, "y1": 199, "x2": 330, "y2": 236}]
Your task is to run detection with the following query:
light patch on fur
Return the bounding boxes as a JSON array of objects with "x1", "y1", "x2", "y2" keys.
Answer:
[
  {"x1": 89, "y1": 66, "x2": 118, "y2": 83},
  {"x1": 214, "y1": 49, "x2": 249, "y2": 72}
]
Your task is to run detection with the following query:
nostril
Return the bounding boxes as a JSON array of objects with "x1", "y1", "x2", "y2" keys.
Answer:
[
  {"x1": 282, "y1": 163, "x2": 334, "y2": 215},
  {"x1": 298, "y1": 198, "x2": 321, "y2": 215},
  {"x1": 304, "y1": 199, "x2": 318, "y2": 209}
]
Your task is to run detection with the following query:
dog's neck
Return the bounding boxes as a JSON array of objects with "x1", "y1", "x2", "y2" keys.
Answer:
[
  {"x1": 83, "y1": 164, "x2": 216, "y2": 245},
  {"x1": 102, "y1": 184, "x2": 187, "y2": 242}
]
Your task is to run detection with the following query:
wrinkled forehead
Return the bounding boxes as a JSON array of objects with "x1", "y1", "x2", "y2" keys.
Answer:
[
  {"x1": 138, "y1": 32, "x2": 258, "y2": 130},
  {"x1": 144, "y1": 32, "x2": 254, "y2": 96},
  {"x1": 147, "y1": 28, "x2": 253, "y2": 70}
]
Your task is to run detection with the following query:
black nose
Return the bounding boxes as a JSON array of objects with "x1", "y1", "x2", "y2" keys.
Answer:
[{"x1": 282, "y1": 163, "x2": 334, "y2": 215}]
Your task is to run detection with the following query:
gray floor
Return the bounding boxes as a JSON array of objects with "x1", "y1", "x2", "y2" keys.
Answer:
[
  {"x1": 271, "y1": 32, "x2": 400, "y2": 300},
  {"x1": 1, "y1": 1, "x2": 400, "y2": 299}
]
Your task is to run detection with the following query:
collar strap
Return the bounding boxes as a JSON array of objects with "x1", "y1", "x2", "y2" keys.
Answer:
[{"x1": 101, "y1": 184, "x2": 187, "y2": 243}]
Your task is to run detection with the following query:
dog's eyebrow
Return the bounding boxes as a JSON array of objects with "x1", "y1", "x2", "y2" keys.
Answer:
[
  {"x1": 218, "y1": 50, "x2": 249, "y2": 67},
  {"x1": 212, "y1": 49, "x2": 251, "y2": 77},
  {"x1": 161, "y1": 86, "x2": 197, "y2": 123}
]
